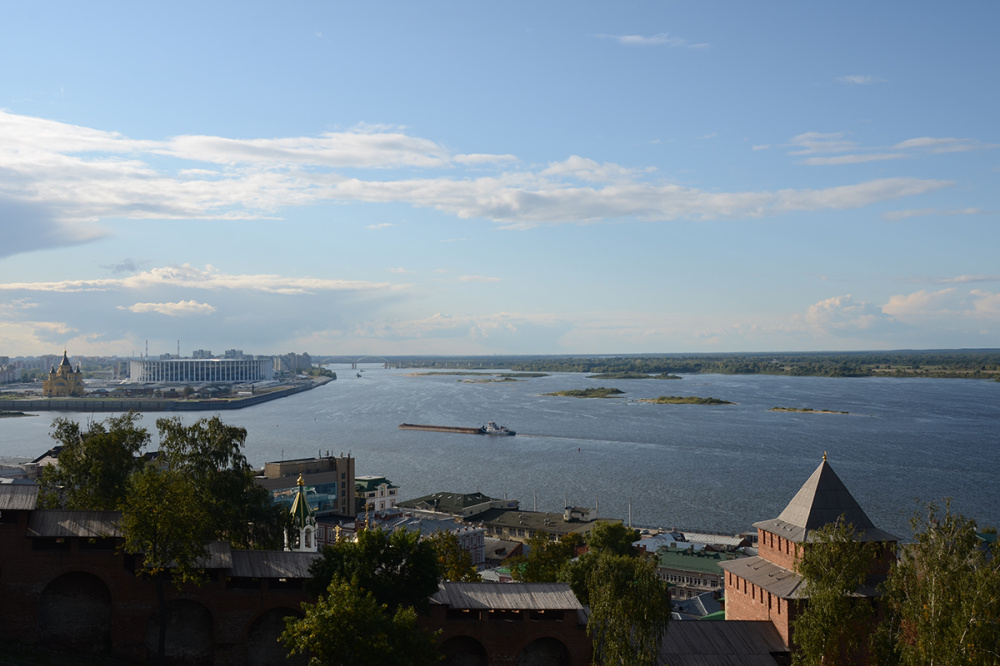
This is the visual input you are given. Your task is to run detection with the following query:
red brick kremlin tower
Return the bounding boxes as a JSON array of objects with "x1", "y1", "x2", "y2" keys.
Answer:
[{"x1": 719, "y1": 454, "x2": 897, "y2": 648}]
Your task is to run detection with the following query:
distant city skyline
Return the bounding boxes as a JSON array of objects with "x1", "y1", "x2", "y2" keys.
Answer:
[{"x1": 1, "y1": 3, "x2": 998, "y2": 356}]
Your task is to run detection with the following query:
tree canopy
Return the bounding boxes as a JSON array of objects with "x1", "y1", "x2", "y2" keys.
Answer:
[
  {"x1": 155, "y1": 416, "x2": 285, "y2": 549},
  {"x1": 38, "y1": 411, "x2": 149, "y2": 510},
  {"x1": 508, "y1": 531, "x2": 582, "y2": 583},
  {"x1": 586, "y1": 553, "x2": 671, "y2": 666},
  {"x1": 426, "y1": 530, "x2": 482, "y2": 582},
  {"x1": 792, "y1": 520, "x2": 882, "y2": 665},
  {"x1": 281, "y1": 578, "x2": 441, "y2": 666},
  {"x1": 875, "y1": 502, "x2": 1000, "y2": 665},
  {"x1": 306, "y1": 527, "x2": 441, "y2": 613}
]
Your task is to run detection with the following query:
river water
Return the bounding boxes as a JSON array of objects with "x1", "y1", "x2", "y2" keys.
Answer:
[{"x1": 2, "y1": 367, "x2": 997, "y2": 539}]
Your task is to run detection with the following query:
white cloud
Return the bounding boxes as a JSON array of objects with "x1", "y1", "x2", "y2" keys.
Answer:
[
  {"x1": 882, "y1": 288, "x2": 958, "y2": 318},
  {"x1": 882, "y1": 207, "x2": 990, "y2": 221},
  {"x1": 596, "y1": 33, "x2": 708, "y2": 48},
  {"x1": 891, "y1": 137, "x2": 995, "y2": 153},
  {"x1": 800, "y1": 294, "x2": 891, "y2": 332},
  {"x1": 366, "y1": 223, "x2": 394, "y2": 230},
  {"x1": 118, "y1": 300, "x2": 217, "y2": 316},
  {"x1": 836, "y1": 75, "x2": 884, "y2": 85},
  {"x1": 456, "y1": 275, "x2": 501, "y2": 283},
  {"x1": 0, "y1": 110, "x2": 960, "y2": 256},
  {"x1": 0, "y1": 264, "x2": 406, "y2": 296},
  {"x1": 453, "y1": 153, "x2": 517, "y2": 165},
  {"x1": 789, "y1": 131, "x2": 996, "y2": 167},
  {"x1": 802, "y1": 153, "x2": 907, "y2": 166}
]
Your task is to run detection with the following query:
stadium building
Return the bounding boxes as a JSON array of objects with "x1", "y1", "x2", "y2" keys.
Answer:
[{"x1": 127, "y1": 358, "x2": 274, "y2": 384}]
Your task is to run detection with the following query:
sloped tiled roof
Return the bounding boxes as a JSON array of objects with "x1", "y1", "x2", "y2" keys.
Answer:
[
  {"x1": 658, "y1": 620, "x2": 789, "y2": 665},
  {"x1": 430, "y1": 581, "x2": 583, "y2": 610},
  {"x1": 753, "y1": 457, "x2": 897, "y2": 543},
  {"x1": 0, "y1": 484, "x2": 38, "y2": 511},
  {"x1": 718, "y1": 555, "x2": 805, "y2": 598},
  {"x1": 27, "y1": 510, "x2": 121, "y2": 538}
]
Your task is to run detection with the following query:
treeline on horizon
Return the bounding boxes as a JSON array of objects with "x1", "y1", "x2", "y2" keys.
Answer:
[{"x1": 330, "y1": 350, "x2": 1000, "y2": 379}]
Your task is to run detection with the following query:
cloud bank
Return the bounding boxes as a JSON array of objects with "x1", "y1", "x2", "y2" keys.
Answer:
[{"x1": 0, "y1": 111, "x2": 955, "y2": 256}]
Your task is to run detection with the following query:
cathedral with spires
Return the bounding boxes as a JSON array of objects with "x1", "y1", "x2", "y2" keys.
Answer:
[{"x1": 42, "y1": 350, "x2": 85, "y2": 398}]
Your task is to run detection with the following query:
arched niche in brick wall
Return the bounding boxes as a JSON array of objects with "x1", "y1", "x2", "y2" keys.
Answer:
[
  {"x1": 145, "y1": 598, "x2": 214, "y2": 666},
  {"x1": 247, "y1": 607, "x2": 307, "y2": 666},
  {"x1": 38, "y1": 571, "x2": 112, "y2": 654},
  {"x1": 442, "y1": 634, "x2": 489, "y2": 666},
  {"x1": 517, "y1": 636, "x2": 571, "y2": 666}
]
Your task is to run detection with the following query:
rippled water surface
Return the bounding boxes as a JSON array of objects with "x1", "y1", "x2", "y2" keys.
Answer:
[{"x1": 2, "y1": 368, "x2": 998, "y2": 538}]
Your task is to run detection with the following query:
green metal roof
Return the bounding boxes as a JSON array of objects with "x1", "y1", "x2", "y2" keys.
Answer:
[{"x1": 656, "y1": 546, "x2": 741, "y2": 575}]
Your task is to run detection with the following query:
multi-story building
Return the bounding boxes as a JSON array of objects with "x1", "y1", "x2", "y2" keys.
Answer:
[
  {"x1": 256, "y1": 454, "x2": 356, "y2": 518},
  {"x1": 654, "y1": 545, "x2": 742, "y2": 599},
  {"x1": 128, "y1": 357, "x2": 274, "y2": 384},
  {"x1": 355, "y1": 476, "x2": 399, "y2": 514}
]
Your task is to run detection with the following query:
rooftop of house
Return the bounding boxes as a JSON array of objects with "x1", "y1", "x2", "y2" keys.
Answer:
[
  {"x1": 476, "y1": 507, "x2": 614, "y2": 537},
  {"x1": 658, "y1": 620, "x2": 789, "y2": 665},
  {"x1": 398, "y1": 491, "x2": 500, "y2": 514},
  {"x1": 430, "y1": 581, "x2": 583, "y2": 611},
  {"x1": 656, "y1": 546, "x2": 743, "y2": 574},
  {"x1": 753, "y1": 455, "x2": 898, "y2": 544},
  {"x1": 355, "y1": 476, "x2": 396, "y2": 492}
]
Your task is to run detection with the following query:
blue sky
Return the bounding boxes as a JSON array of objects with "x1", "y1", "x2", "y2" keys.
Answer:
[{"x1": 1, "y1": 2, "x2": 998, "y2": 357}]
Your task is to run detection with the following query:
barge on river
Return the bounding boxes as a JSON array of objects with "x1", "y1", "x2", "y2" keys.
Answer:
[{"x1": 399, "y1": 422, "x2": 516, "y2": 436}]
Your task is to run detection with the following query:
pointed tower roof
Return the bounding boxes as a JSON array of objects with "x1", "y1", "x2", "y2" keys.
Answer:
[
  {"x1": 59, "y1": 350, "x2": 72, "y2": 367},
  {"x1": 288, "y1": 474, "x2": 315, "y2": 528},
  {"x1": 753, "y1": 455, "x2": 897, "y2": 543}
]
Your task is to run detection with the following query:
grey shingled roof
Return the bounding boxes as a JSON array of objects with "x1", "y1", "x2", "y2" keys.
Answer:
[
  {"x1": 717, "y1": 556, "x2": 805, "y2": 599},
  {"x1": 658, "y1": 620, "x2": 789, "y2": 665},
  {"x1": 753, "y1": 458, "x2": 897, "y2": 543},
  {"x1": 229, "y1": 550, "x2": 320, "y2": 579},
  {"x1": 27, "y1": 510, "x2": 121, "y2": 538},
  {"x1": 0, "y1": 484, "x2": 38, "y2": 511},
  {"x1": 430, "y1": 582, "x2": 583, "y2": 610}
]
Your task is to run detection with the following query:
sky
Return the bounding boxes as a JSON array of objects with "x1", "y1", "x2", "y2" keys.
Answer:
[{"x1": 1, "y1": 2, "x2": 998, "y2": 358}]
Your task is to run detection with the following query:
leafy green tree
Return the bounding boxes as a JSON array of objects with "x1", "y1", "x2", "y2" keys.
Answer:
[
  {"x1": 559, "y1": 521, "x2": 639, "y2": 605},
  {"x1": 155, "y1": 416, "x2": 285, "y2": 549},
  {"x1": 587, "y1": 552, "x2": 671, "y2": 666},
  {"x1": 282, "y1": 578, "x2": 441, "y2": 666},
  {"x1": 426, "y1": 530, "x2": 481, "y2": 582},
  {"x1": 876, "y1": 502, "x2": 1000, "y2": 666},
  {"x1": 307, "y1": 527, "x2": 441, "y2": 613},
  {"x1": 587, "y1": 520, "x2": 641, "y2": 556},
  {"x1": 38, "y1": 411, "x2": 149, "y2": 510},
  {"x1": 792, "y1": 520, "x2": 882, "y2": 666},
  {"x1": 119, "y1": 463, "x2": 213, "y2": 665},
  {"x1": 509, "y1": 531, "x2": 582, "y2": 582}
]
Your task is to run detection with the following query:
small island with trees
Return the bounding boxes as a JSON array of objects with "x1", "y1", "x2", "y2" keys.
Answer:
[
  {"x1": 640, "y1": 396, "x2": 734, "y2": 405},
  {"x1": 543, "y1": 387, "x2": 625, "y2": 399}
]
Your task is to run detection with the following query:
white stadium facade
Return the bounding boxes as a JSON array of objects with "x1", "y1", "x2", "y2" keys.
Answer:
[{"x1": 127, "y1": 358, "x2": 274, "y2": 384}]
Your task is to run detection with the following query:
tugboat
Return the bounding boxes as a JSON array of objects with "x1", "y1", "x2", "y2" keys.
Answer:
[{"x1": 480, "y1": 421, "x2": 515, "y2": 436}]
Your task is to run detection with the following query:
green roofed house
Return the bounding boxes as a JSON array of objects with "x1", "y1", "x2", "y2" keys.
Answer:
[
  {"x1": 354, "y1": 475, "x2": 399, "y2": 515},
  {"x1": 655, "y1": 545, "x2": 743, "y2": 600}
]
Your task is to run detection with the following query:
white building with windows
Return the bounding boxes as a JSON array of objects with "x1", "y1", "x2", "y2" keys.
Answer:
[{"x1": 127, "y1": 358, "x2": 274, "y2": 384}]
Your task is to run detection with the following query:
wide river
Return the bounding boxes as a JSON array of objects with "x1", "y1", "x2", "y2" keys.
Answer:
[{"x1": 2, "y1": 368, "x2": 997, "y2": 540}]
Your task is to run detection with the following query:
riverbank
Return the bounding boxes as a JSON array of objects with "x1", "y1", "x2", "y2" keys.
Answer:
[{"x1": 0, "y1": 377, "x2": 332, "y2": 414}]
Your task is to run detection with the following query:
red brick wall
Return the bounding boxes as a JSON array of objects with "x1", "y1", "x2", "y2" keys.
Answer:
[
  {"x1": 756, "y1": 529, "x2": 800, "y2": 571},
  {"x1": 0, "y1": 513, "x2": 313, "y2": 665},
  {"x1": 723, "y1": 570, "x2": 795, "y2": 647}
]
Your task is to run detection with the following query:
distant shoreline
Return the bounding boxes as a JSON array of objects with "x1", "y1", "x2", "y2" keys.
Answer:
[{"x1": 0, "y1": 377, "x2": 332, "y2": 413}]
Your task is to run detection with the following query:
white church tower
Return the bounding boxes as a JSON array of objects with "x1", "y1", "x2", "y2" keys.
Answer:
[{"x1": 284, "y1": 474, "x2": 318, "y2": 552}]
